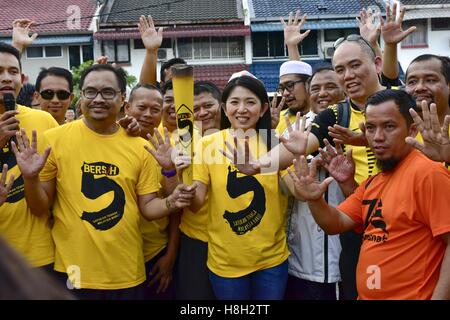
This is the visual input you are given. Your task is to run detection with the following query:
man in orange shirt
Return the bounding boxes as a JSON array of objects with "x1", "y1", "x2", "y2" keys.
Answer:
[{"x1": 289, "y1": 89, "x2": 450, "y2": 299}]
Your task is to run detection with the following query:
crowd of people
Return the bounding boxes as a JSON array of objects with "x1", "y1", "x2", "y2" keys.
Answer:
[{"x1": 0, "y1": 3, "x2": 449, "y2": 300}]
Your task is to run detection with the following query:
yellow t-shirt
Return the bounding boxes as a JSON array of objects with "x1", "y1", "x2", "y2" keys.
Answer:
[
  {"x1": 0, "y1": 105, "x2": 58, "y2": 266},
  {"x1": 40, "y1": 120, "x2": 160, "y2": 289},
  {"x1": 140, "y1": 141, "x2": 167, "y2": 263},
  {"x1": 193, "y1": 129, "x2": 290, "y2": 277},
  {"x1": 275, "y1": 109, "x2": 296, "y2": 135},
  {"x1": 311, "y1": 103, "x2": 379, "y2": 185},
  {"x1": 179, "y1": 129, "x2": 209, "y2": 242}
]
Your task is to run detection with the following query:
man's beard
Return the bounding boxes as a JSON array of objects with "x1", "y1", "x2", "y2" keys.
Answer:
[{"x1": 376, "y1": 158, "x2": 400, "y2": 172}]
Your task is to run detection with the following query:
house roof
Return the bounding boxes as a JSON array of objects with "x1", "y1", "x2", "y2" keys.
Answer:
[
  {"x1": 95, "y1": 24, "x2": 250, "y2": 40},
  {"x1": 249, "y1": 0, "x2": 385, "y2": 20},
  {"x1": 0, "y1": 0, "x2": 96, "y2": 36},
  {"x1": 404, "y1": 8, "x2": 450, "y2": 20},
  {"x1": 101, "y1": 0, "x2": 242, "y2": 25},
  {"x1": 194, "y1": 64, "x2": 250, "y2": 90},
  {"x1": 401, "y1": 0, "x2": 449, "y2": 5}
]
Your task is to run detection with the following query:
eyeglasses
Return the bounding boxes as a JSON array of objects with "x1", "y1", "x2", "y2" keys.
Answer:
[
  {"x1": 278, "y1": 79, "x2": 305, "y2": 93},
  {"x1": 333, "y1": 34, "x2": 376, "y2": 57},
  {"x1": 82, "y1": 88, "x2": 121, "y2": 100},
  {"x1": 40, "y1": 89, "x2": 71, "y2": 100}
]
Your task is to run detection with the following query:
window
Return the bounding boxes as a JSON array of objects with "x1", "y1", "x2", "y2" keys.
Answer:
[
  {"x1": 26, "y1": 47, "x2": 43, "y2": 58},
  {"x1": 176, "y1": 37, "x2": 244, "y2": 60},
  {"x1": 252, "y1": 31, "x2": 318, "y2": 58},
  {"x1": 101, "y1": 40, "x2": 130, "y2": 63},
  {"x1": 324, "y1": 28, "x2": 359, "y2": 42},
  {"x1": 26, "y1": 46, "x2": 62, "y2": 59},
  {"x1": 401, "y1": 19, "x2": 427, "y2": 47},
  {"x1": 134, "y1": 38, "x2": 171, "y2": 49},
  {"x1": 45, "y1": 46, "x2": 62, "y2": 57},
  {"x1": 431, "y1": 18, "x2": 450, "y2": 31}
]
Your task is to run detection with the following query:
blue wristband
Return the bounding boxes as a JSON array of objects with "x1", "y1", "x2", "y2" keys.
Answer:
[{"x1": 161, "y1": 168, "x2": 177, "y2": 178}]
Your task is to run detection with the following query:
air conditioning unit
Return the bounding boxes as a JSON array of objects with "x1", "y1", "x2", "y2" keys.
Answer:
[
  {"x1": 324, "y1": 46, "x2": 335, "y2": 59},
  {"x1": 157, "y1": 48, "x2": 174, "y2": 61}
]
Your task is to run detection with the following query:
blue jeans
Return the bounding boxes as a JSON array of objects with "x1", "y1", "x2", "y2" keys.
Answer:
[{"x1": 209, "y1": 260, "x2": 288, "y2": 300}]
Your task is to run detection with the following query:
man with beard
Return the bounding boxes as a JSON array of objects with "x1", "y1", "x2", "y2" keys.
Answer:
[
  {"x1": 289, "y1": 89, "x2": 450, "y2": 299},
  {"x1": 276, "y1": 60, "x2": 313, "y2": 135}
]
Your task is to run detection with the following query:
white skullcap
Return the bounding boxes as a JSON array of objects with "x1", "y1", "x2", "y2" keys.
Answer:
[
  {"x1": 279, "y1": 60, "x2": 312, "y2": 77},
  {"x1": 228, "y1": 70, "x2": 258, "y2": 82}
]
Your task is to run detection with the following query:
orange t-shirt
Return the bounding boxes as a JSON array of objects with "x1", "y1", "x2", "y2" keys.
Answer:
[{"x1": 338, "y1": 150, "x2": 450, "y2": 300}]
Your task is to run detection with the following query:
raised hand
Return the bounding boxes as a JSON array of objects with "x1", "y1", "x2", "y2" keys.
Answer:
[
  {"x1": 138, "y1": 15, "x2": 163, "y2": 52},
  {"x1": 328, "y1": 122, "x2": 368, "y2": 146},
  {"x1": 118, "y1": 115, "x2": 141, "y2": 137},
  {"x1": 0, "y1": 164, "x2": 15, "y2": 206},
  {"x1": 279, "y1": 112, "x2": 311, "y2": 156},
  {"x1": 287, "y1": 155, "x2": 333, "y2": 201},
  {"x1": 406, "y1": 101, "x2": 450, "y2": 163},
  {"x1": 11, "y1": 129, "x2": 51, "y2": 179},
  {"x1": 271, "y1": 92, "x2": 285, "y2": 129},
  {"x1": 358, "y1": 8, "x2": 381, "y2": 46},
  {"x1": 318, "y1": 139, "x2": 355, "y2": 183},
  {"x1": 12, "y1": 19, "x2": 38, "y2": 52},
  {"x1": 281, "y1": 10, "x2": 311, "y2": 47},
  {"x1": 221, "y1": 136, "x2": 265, "y2": 175},
  {"x1": 380, "y1": 1, "x2": 416, "y2": 45},
  {"x1": 95, "y1": 56, "x2": 109, "y2": 65},
  {"x1": 145, "y1": 127, "x2": 175, "y2": 170}
]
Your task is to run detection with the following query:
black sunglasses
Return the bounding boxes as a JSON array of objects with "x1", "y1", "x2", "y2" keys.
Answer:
[
  {"x1": 333, "y1": 34, "x2": 376, "y2": 57},
  {"x1": 40, "y1": 89, "x2": 71, "y2": 100}
]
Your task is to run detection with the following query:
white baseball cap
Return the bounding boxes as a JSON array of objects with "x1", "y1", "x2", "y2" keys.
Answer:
[{"x1": 279, "y1": 60, "x2": 312, "y2": 78}]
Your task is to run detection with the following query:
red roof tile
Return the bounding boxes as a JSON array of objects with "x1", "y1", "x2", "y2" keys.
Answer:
[
  {"x1": 0, "y1": 0, "x2": 96, "y2": 35},
  {"x1": 193, "y1": 64, "x2": 250, "y2": 90}
]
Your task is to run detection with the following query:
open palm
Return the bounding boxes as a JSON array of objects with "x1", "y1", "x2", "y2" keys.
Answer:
[
  {"x1": 381, "y1": 3, "x2": 416, "y2": 45},
  {"x1": 279, "y1": 112, "x2": 311, "y2": 156},
  {"x1": 12, "y1": 19, "x2": 38, "y2": 49},
  {"x1": 138, "y1": 15, "x2": 163, "y2": 51},
  {"x1": 145, "y1": 127, "x2": 175, "y2": 170},
  {"x1": 281, "y1": 10, "x2": 310, "y2": 46},
  {"x1": 288, "y1": 156, "x2": 333, "y2": 201},
  {"x1": 11, "y1": 129, "x2": 50, "y2": 179}
]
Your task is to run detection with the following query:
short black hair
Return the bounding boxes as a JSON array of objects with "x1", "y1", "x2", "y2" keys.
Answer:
[
  {"x1": 79, "y1": 64, "x2": 127, "y2": 93},
  {"x1": 307, "y1": 64, "x2": 335, "y2": 88},
  {"x1": 0, "y1": 42, "x2": 22, "y2": 71},
  {"x1": 194, "y1": 81, "x2": 221, "y2": 102},
  {"x1": 366, "y1": 89, "x2": 418, "y2": 127},
  {"x1": 221, "y1": 75, "x2": 278, "y2": 150},
  {"x1": 35, "y1": 67, "x2": 73, "y2": 93},
  {"x1": 406, "y1": 54, "x2": 450, "y2": 84},
  {"x1": 161, "y1": 79, "x2": 173, "y2": 95},
  {"x1": 128, "y1": 83, "x2": 162, "y2": 103},
  {"x1": 160, "y1": 58, "x2": 186, "y2": 83},
  {"x1": 17, "y1": 83, "x2": 35, "y2": 107}
]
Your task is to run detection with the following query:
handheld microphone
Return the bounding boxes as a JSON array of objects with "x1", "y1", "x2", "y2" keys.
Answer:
[
  {"x1": 3, "y1": 93, "x2": 16, "y2": 112},
  {"x1": 2, "y1": 93, "x2": 18, "y2": 146}
]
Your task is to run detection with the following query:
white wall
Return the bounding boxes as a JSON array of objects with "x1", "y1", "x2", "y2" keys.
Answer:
[
  {"x1": 398, "y1": 19, "x2": 450, "y2": 72},
  {"x1": 21, "y1": 47, "x2": 69, "y2": 83}
]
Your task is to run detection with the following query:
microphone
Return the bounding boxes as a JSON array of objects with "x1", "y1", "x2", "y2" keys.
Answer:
[
  {"x1": 3, "y1": 93, "x2": 16, "y2": 112},
  {"x1": 2, "y1": 93, "x2": 18, "y2": 146}
]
